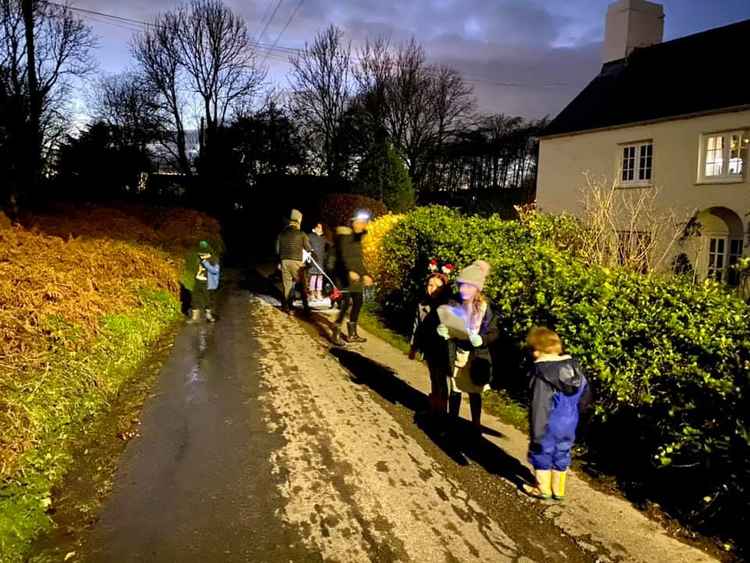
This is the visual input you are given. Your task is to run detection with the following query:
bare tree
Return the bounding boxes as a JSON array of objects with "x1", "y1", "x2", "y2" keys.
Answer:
[
  {"x1": 356, "y1": 38, "x2": 474, "y2": 193},
  {"x1": 289, "y1": 25, "x2": 352, "y2": 178},
  {"x1": 0, "y1": 0, "x2": 94, "y2": 208},
  {"x1": 173, "y1": 0, "x2": 265, "y2": 148},
  {"x1": 93, "y1": 72, "x2": 165, "y2": 151},
  {"x1": 132, "y1": 14, "x2": 191, "y2": 175}
]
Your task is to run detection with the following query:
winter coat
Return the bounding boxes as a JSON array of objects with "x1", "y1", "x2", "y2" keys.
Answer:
[
  {"x1": 201, "y1": 257, "x2": 221, "y2": 290},
  {"x1": 181, "y1": 245, "x2": 217, "y2": 292},
  {"x1": 308, "y1": 232, "x2": 329, "y2": 275},
  {"x1": 447, "y1": 299, "x2": 499, "y2": 388},
  {"x1": 277, "y1": 225, "x2": 311, "y2": 261},
  {"x1": 411, "y1": 298, "x2": 450, "y2": 369},
  {"x1": 335, "y1": 226, "x2": 369, "y2": 291},
  {"x1": 527, "y1": 356, "x2": 592, "y2": 451}
]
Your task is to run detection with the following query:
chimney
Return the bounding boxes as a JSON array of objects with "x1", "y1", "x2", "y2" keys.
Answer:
[{"x1": 603, "y1": 0, "x2": 664, "y2": 63}]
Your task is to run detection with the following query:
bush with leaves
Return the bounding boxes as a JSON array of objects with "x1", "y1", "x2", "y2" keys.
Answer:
[
  {"x1": 375, "y1": 206, "x2": 750, "y2": 543},
  {"x1": 318, "y1": 193, "x2": 387, "y2": 229}
]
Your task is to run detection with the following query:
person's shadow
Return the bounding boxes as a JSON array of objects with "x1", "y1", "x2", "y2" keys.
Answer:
[{"x1": 329, "y1": 347, "x2": 535, "y2": 489}]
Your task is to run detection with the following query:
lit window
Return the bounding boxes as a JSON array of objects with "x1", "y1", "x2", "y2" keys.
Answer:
[
  {"x1": 700, "y1": 131, "x2": 747, "y2": 182},
  {"x1": 619, "y1": 142, "x2": 653, "y2": 185}
]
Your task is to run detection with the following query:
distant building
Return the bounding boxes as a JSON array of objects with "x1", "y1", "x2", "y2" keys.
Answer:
[{"x1": 537, "y1": 0, "x2": 749, "y2": 285}]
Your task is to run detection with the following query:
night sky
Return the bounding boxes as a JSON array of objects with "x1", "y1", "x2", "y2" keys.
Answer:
[{"x1": 73, "y1": 0, "x2": 750, "y2": 119}]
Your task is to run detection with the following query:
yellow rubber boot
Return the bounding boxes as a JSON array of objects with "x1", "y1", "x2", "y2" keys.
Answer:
[
  {"x1": 523, "y1": 470, "x2": 552, "y2": 499},
  {"x1": 552, "y1": 470, "x2": 567, "y2": 501}
]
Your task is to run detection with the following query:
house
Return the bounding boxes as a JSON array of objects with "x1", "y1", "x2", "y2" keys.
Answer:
[{"x1": 536, "y1": 0, "x2": 749, "y2": 285}]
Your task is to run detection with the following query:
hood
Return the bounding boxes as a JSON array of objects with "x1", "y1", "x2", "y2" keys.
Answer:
[{"x1": 535, "y1": 356, "x2": 585, "y2": 395}]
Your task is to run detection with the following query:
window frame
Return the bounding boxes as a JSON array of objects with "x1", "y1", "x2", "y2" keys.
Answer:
[
  {"x1": 707, "y1": 236, "x2": 744, "y2": 286},
  {"x1": 617, "y1": 141, "x2": 654, "y2": 188},
  {"x1": 697, "y1": 130, "x2": 748, "y2": 184}
]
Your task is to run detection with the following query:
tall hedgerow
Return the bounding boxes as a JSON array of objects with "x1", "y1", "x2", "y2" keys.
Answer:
[{"x1": 374, "y1": 206, "x2": 750, "y2": 541}]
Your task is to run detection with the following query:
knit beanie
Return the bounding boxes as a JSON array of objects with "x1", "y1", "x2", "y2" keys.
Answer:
[
  {"x1": 457, "y1": 260, "x2": 491, "y2": 291},
  {"x1": 199, "y1": 240, "x2": 210, "y2": 252},
  {"x1": 290, "y1": 209, "x2": 303, "y2": 225}
]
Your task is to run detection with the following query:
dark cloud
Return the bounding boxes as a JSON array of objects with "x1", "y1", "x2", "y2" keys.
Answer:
[{"x1": 73, "y1": 0, "x2": 750, "y2": 119}]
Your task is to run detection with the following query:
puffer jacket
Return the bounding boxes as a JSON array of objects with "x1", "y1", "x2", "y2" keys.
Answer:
[
  {"x1": 334, "y1": 226, "x2": 369, "y2": 290},
  {"x1": 277, "y1": 225, "x2": 311, "y2": 261}
]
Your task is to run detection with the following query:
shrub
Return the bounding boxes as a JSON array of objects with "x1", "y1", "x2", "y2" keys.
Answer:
[
  {"x1": 318, "y1": 193, "x2": 387, "y2": 229},
  {"x1": 374, "y1": 206, "x2": 750, "y2": 540},
  {"x1": 362, "y1": 213, "x2": 405, "y2": 286}
]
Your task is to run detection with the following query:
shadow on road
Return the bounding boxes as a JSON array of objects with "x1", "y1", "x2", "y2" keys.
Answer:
[{"x1": 329, "y1": 347, "x2": 535, "y2": 489}]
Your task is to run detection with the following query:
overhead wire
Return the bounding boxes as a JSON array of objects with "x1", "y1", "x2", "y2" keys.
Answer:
[{"x1": 42, "y1": 0, "x2": 571, "y2": 89}]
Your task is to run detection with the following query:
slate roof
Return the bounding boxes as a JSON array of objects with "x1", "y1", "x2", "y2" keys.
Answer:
[{"x1": 543, "y1": 18, "x2": 750, "y2": 137}]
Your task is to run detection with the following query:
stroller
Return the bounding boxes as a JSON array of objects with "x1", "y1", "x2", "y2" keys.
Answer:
[{"x1": 304, "y1": 251, "x2": 345, "y2": 309}]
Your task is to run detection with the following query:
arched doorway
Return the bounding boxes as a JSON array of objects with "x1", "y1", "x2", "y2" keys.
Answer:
[{"x1": 695, "y1": 207, "x2": 745, "y2": 285}]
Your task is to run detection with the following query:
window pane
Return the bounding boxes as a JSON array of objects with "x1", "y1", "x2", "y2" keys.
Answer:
[
  {"x1": 729, "y1": 134, "x2": 744, "y2": 176},
  {"x1": 639, "y1": 143, "x2": 653, "y2": 180},
  {"x1": 704, "y1": 135, "x2": 724, "y2": 177},
  {"x1": 622, "y1": 146, "x2": 636, "y2": 182}
]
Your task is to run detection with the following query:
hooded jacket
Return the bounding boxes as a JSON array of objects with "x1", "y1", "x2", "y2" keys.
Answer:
[{"x1": 528, "y1": 356, "x2": 592, "y2": 447}]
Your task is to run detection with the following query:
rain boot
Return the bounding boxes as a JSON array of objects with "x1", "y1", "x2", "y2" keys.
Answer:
[
  {"x1": 523, "y1": 470, "x2": 552, "y2": 500},
  {"x1": 332, "y1": 324, "x2": 346, "y2": 346},
  {"x1": 551, "y1": 470, "x2": 567, "y2": 501},
  {"x1": 205, "y1": 309, "x2": 216, "y2": 323},
  {"x1": 347, "y1": 322, "x2": 367, "y2": 343}
]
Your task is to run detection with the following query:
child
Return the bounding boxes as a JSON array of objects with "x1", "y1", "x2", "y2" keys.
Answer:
[
  {"x1": 409, "y1": 271, "x2": 451, "y2": 419},
  {"x1": 182, "y1": 240, "x2": 220, "y2": 323},
  {"x1": 437, "y1": 260, "x2": 498, "y2": 434},
  {"x1": 523, "y1": 327, "x2": 592, "y2": 500},
  {"x1": 308, "y1": 222, "x2": 329, "y2": 301}
]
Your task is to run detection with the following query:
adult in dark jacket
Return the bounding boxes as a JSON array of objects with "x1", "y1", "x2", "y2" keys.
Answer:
[
  {"x1": 436, "y1": 260, "x2": 499, "y2": 433},
  {"x1": 410, "y1": 272, "x2": 451, "y2": 418},
  {"x1": 333, "y1": 211, "x2": 373, "y2": 344},
  {"x1": 523, "y1": 327, "x2": 592, "y2": 500},
  {"x1": 276, "y1": 209, "x2": 312, "y2": 314}
]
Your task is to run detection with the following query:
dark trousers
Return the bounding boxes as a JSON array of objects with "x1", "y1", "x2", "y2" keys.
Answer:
[
  {"x1": 191, "y1": 280, "x2": 215, "y2": 311},
  {"x1": 337, "y1": 291, "x2": 363, "y2": 324}
]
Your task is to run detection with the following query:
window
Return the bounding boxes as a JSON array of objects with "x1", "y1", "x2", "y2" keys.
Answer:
[
  {"x1": 699, "y1": 131, "x2": 748, "y2": 182},
  {"x1": 619, "y1": 142, "x2": 653, "y2": 186},
  {"x1": 708, "y1": 237, "x2": 744, "y2": 285}
]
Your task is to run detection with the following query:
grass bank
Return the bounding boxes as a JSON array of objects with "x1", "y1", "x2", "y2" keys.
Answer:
[{"x1": 0, "y1": 205, "x2": 221, "y2": 562}]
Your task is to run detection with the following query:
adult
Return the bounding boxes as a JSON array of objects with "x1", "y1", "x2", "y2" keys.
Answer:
[
  {"x1": 276, "y1": 209, "x2": 312, "y2": 314},
  {"x1": 333, "y1": 210, "x2": 373, "y2": 344},
  {"x1": 438, "y1": 260, "x2": 499, "y2": 434}
]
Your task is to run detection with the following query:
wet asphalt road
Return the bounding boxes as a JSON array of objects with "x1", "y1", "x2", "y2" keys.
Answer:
[{"x1": 80, "y1": 278, "x2": 596, "y2": 562}]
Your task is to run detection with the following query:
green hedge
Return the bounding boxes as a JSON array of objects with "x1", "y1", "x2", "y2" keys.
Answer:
[{"x1": 377, "y1": 206, "x2": 750, "y2": 540}]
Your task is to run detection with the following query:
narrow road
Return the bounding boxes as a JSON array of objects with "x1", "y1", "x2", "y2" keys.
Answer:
[{"x1": 79, "y1": 276, "x2": 602, "y2": 562}]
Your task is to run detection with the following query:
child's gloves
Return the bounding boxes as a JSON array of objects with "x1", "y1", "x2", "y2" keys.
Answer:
[
  {"x1": 436, "y1": 324, "x2": 450, "y2": 340},
  {"x1": 469, "y1": 332, "x2": 483, "y2": 348}
]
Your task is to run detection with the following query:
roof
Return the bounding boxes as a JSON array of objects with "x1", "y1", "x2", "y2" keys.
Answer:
[{"x1": 543, "y1": 18, "x2": 750, "y2": 138}]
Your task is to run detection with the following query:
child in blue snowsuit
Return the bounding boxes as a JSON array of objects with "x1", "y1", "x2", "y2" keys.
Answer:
[{"x1": 523, "y1": 327, "x2": 592, "y2": 500}]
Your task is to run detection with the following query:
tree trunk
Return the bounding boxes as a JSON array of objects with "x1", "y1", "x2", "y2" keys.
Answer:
[{"x1": 21, "y1": 0, "x2": 40, "y2": 209}]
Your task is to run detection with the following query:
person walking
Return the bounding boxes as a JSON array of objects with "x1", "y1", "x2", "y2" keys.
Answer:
[
  {"x1": 332, "y1": 210, "x2": 373, "y2": 345},
  {"x1": 410, "y1": 270, "x2": 451, "y2": 420},
  {"x1": 308, "y1": 222, "x2": 329, "y2": 302},
  {"x1": 436, "y1": 260, "x2": 499, "y2": 435},
  {"x1": 276, "y1": 209, "x2": 312, "y2": 314},
  {"x1": 523, "y1": 327, "x2": 592, "y2": 501},
  {"x1": 181, "y1": 240, "x2": 220, "y2": 323}
]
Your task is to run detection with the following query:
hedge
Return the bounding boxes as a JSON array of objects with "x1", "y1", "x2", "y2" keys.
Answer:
[{"x1": 368, "y1": 206, "x2": 750, "y2": 543}]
